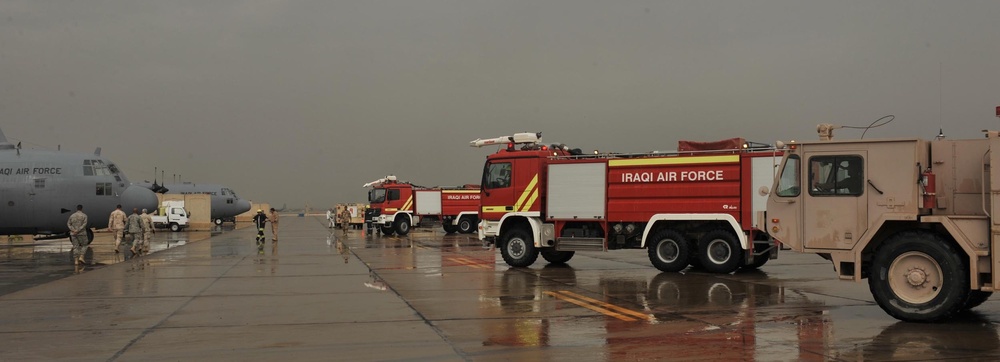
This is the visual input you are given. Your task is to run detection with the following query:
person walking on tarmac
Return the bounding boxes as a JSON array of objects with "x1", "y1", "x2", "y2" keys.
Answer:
[
  {"x1": 108, "y1": 204, "x2": 126, "y2": 254},
  {"x1": 252, "y1": 209, "x2": 269, "y2": 254},
  {"x1": 326, "y1": 208, "x2": 335, "y2": 228},
  {"x1": 67, "y1": 204, "x2": 89, "y2": 265},
  {"x1": 269, "y1": 207, "x2": 279, "y2": 242},
  {"x1": 339, "y1": 207, "x2": 351, "y2": 235},
  {"x1": 140, "y1": 208, "x2": 155, "y2": 255},
  {"x1": 123, "y1": 208, "x2": 143, "y2": 260}
]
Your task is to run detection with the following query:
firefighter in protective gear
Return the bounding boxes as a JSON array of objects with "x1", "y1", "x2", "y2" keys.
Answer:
[{"x1": 252, "y1": 209, "x2": 269, "y2": 254}]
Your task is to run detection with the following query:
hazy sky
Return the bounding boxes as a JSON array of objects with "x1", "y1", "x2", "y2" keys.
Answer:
[{"x1": 3, "y1": 1, "x2": 1000, "y2": 208}]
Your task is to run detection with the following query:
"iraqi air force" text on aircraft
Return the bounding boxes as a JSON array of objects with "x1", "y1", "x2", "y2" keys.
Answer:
[
  {"x1": 137, "y1": 181, "x2": 251, "y2": 225},
  {"x1": 0, "y1": 128, "x2": 160, "y2": 242}
]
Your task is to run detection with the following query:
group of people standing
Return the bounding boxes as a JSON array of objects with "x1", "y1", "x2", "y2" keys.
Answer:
[
  {"x1": 326, "y1": 208, "x2": 352, "y2": 234},
  {"x1": 252, "y1": 208, "x2": 279, "y2": 254},
  {"x1": 67, "y1": 204, "x2": 155, "y2": 266}
]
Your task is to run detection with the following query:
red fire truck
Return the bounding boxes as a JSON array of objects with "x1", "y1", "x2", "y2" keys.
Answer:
[
  {"x1": 471, "y1": 132, "x2": 781, "y2": 273},
  {"x1": 364, "y1": 175, "x2": 481, "y2": 236}
]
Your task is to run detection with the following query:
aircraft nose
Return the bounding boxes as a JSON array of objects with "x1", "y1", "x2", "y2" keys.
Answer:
[
  {"x1": 237, "y1": 199, "x2": 252, "y2": 214},
  {"x1": 122, "y1": 185, "x2": 160, "y2": 212}
]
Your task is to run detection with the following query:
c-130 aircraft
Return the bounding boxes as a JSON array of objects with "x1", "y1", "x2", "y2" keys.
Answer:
[{"x1": 0, "y1": 128, "x2": 159, "y2": 242}]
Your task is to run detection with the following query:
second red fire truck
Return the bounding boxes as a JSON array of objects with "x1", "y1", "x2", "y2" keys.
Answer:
[
  {"x1": 471, "y1": 132, "x2": 781, "y2": 274},
  {"x1": 364, "y1": 176, "x2": 481, "y2": 235}
]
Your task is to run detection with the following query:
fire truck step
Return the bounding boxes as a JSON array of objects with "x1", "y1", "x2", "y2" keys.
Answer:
[{"x1": 556, "y1": 238, "x2": 606, "y2": 252}]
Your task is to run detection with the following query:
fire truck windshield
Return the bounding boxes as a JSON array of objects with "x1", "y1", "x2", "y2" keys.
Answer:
[{"x1": 369, "y1": 189, "x2": 386, "y2": 204}]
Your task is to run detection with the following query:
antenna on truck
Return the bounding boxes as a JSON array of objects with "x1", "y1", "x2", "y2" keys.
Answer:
[
  {"x1": 469, "y1": 132, "x2": 542, "y2": 148},
  {"x1": 363, "y1": 175, "x2": 397, "y2": 188}
]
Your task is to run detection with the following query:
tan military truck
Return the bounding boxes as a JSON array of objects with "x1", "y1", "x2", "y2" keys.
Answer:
[{"x1": 766, "y1": 124, "x2": 997, "y2": 322}]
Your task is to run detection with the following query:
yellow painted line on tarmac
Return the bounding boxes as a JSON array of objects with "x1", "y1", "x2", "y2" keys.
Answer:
[
  {"x1": 449, "y1": 257, "x2": 491, "y2": 269},
  {"x1": 543, "y1": 291, "x2": 637, "y2": 322},
  {"x1": 556, "y1": 290, "x2": 651, "y2": 321}
]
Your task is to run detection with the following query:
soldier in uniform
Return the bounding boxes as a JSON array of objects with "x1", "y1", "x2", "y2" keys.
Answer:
[
  {"x1": 339, "y1": 208, "x2": 351, "y2": 235},
  {"x1": 123, "y1": 208, "x2": 144, "y2": 260},
  {"x1": 108, "y1": 204, "x2": 127, "y2": 253},
  {"x1": 67, "y1": 204, "x2": 89, "y2": 265},
  {"x1": 269, "y1": 207, "x2": 279, "y2": 242},
  {"x1": 252, "y1": 209, "x2": 268, "y2": 254},
  {"x1": 140, "y1": 208, "x2": 155, "y2": 255}
]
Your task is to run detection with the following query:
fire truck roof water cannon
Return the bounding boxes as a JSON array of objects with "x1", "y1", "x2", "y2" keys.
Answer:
[
  {"x1": 364, "y1": 175, "x2": 481, "y2": 236},
  {"x1": 766, "y1": 111, "x2": 1000, "y2": 322},
  {"x1": 471, "y1": 132, "x2": 783, "y2": 274}
]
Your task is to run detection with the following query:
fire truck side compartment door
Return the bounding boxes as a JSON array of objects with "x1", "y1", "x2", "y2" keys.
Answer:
[
  {"x1": 415, "y1": 190, "x2": 442, "y2": 215},
  {"x1": 547, "y1": 162, "x2": 606, "y2": 219}
]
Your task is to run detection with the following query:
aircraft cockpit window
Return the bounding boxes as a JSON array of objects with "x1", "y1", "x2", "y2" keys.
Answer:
[
  {"x1": 83, "y1": 160, "x2": 93, "y2": 176},
  {"x1": 108, "y1": 163, "x2": 120, "y2": 174},
  {"x1": 96, "y1": 182, "x2": 112, "y2": 196},
  {"x1": 88, "y1": 160, "x2": 112, "y2": 176}
]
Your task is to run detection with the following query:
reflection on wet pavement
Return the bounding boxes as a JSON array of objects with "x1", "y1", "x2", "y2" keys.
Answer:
[
  {"x1": 357, "y1": 227, "x2": 1000, "y2": 361},
  {"x1": 0, "y1": 225, "x2": 240, "y2": 296}
]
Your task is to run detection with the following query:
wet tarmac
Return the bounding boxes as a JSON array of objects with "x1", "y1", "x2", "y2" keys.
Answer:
[{"x1": 2, "y1": 217, "x2": 1000, "y2": 361}]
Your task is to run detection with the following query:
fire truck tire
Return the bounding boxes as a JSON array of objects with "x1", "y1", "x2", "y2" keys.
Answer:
[
  {"x1": 868, "y1": 231, "x2": 968, "y2": 322},
  {"x1": 541, "y1": 249, "x2": 575, "y2": 264},
  {"x1": 697, "y1": 230, "x2": 742, "y2": 274},
  {"x1": 647, "y1": 229, "x2": 690, "y2": 273},
  {"x1": 743, "y1": 254, "x2": 770, "y2": 270},
  {"x1": 380, "y1": 225, "x2": 395, "y2": 236},
  {"x1": 500, "y1": 228, "x2": 538, "y2": 267},
  {"x1": 962, "y1": 291, "x2": 992, "y2": 311},
  {"x1": 458, "y1": 217, "x2": 476, "y2": 234},
  {"x1": 394, "y1": 217, "x2": 411, "y2": 236},
  {"x1": 442, "y1": 223, "x2": 458, "y2": 234}
]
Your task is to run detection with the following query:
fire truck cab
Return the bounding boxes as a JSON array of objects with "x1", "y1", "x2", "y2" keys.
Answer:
[
  {"x1": 473, "y1": 132, "x2": 781, "y2": 274},
  {"x1": 766, "y1": 123, "x2": 1000, "y2": 322},
  {"x1": 364, "y1": 176, "x2": 481, "y2": 235}
]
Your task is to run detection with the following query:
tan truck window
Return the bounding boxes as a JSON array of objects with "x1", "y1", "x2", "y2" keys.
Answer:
[
  {"x1": 809, "y1": 156, "x2": 863, "y2": 196},
  {"x1": 776, "y1": 155, "x2": 800, "y2": 197}
]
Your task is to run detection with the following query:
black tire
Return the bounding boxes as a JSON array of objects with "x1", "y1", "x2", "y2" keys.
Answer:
[
  {"x1": 540, "y1": 249, "x2": 575, "y2": 264},
  {"x1": 500, "y1": 228, "x2": 538, "y2": 267},
  {"x1": 394, "y1": 216, "x2": 410, "y2": 236},
  {"x1": 170, "y1": 223, "x2": 180, "y2": 232},
  {"x1": 458, "y1": 217, "x2": 476, "y2": 234},
  {"x1": 963, "y1": 291, "x2": 993, "y2": 311},
  {"x1": 214, "y1": 218, "x2": 223, "y2": 226},
  {"x1": 868, "y1": 231, "x2": 969, "y2": 322},
  {"x1": 743, "y1": 253, "x2": 770, "y2": 270},
  {"x1": 442, "y1": 223, "x2": 458, "y2": 234},
  {"x1": 647, "y1": 229, "x2": 690, "y2": 272},
  {"x1": 380, "y1": 225, "x2": 395, "y2": 236},
  {"x1": 85, "y1": 228, "x2": 94, "y2": 246},
  {"x1": 697, "y1": 230, "x2": 743, "y2": 274}
]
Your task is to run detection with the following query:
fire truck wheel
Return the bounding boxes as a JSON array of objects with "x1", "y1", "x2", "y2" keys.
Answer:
[
  {"x1": 868, "y1": 231, "x2": 968, "y2": 322},
  {"x1": 647, "y1": 229, "x2": 690, "y2": 272},
  {"x1": 697, "y1": 230, "x2": 742, "y2": 274},
  {"x1": 394, "y1": 217, "x2": 411, "y2": 236},
  {"x1": 500, "y1": 228, "x2": 538, "y2": 267},
  {"x1": 458, "y1": 217, "x2": 476, "y2": 234},
  {"x1": 541, "y1": 249, "x2": 575, "y2": 264},
  {"x1": 380, "y1": 225, "x2": 395, "y2": 236},
  {"x1": 442, "y1": 223, "x2": 458, "y2": 234},
  {"x1": 962, "y1": 291, "x2": 993, "y2": 311}
]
